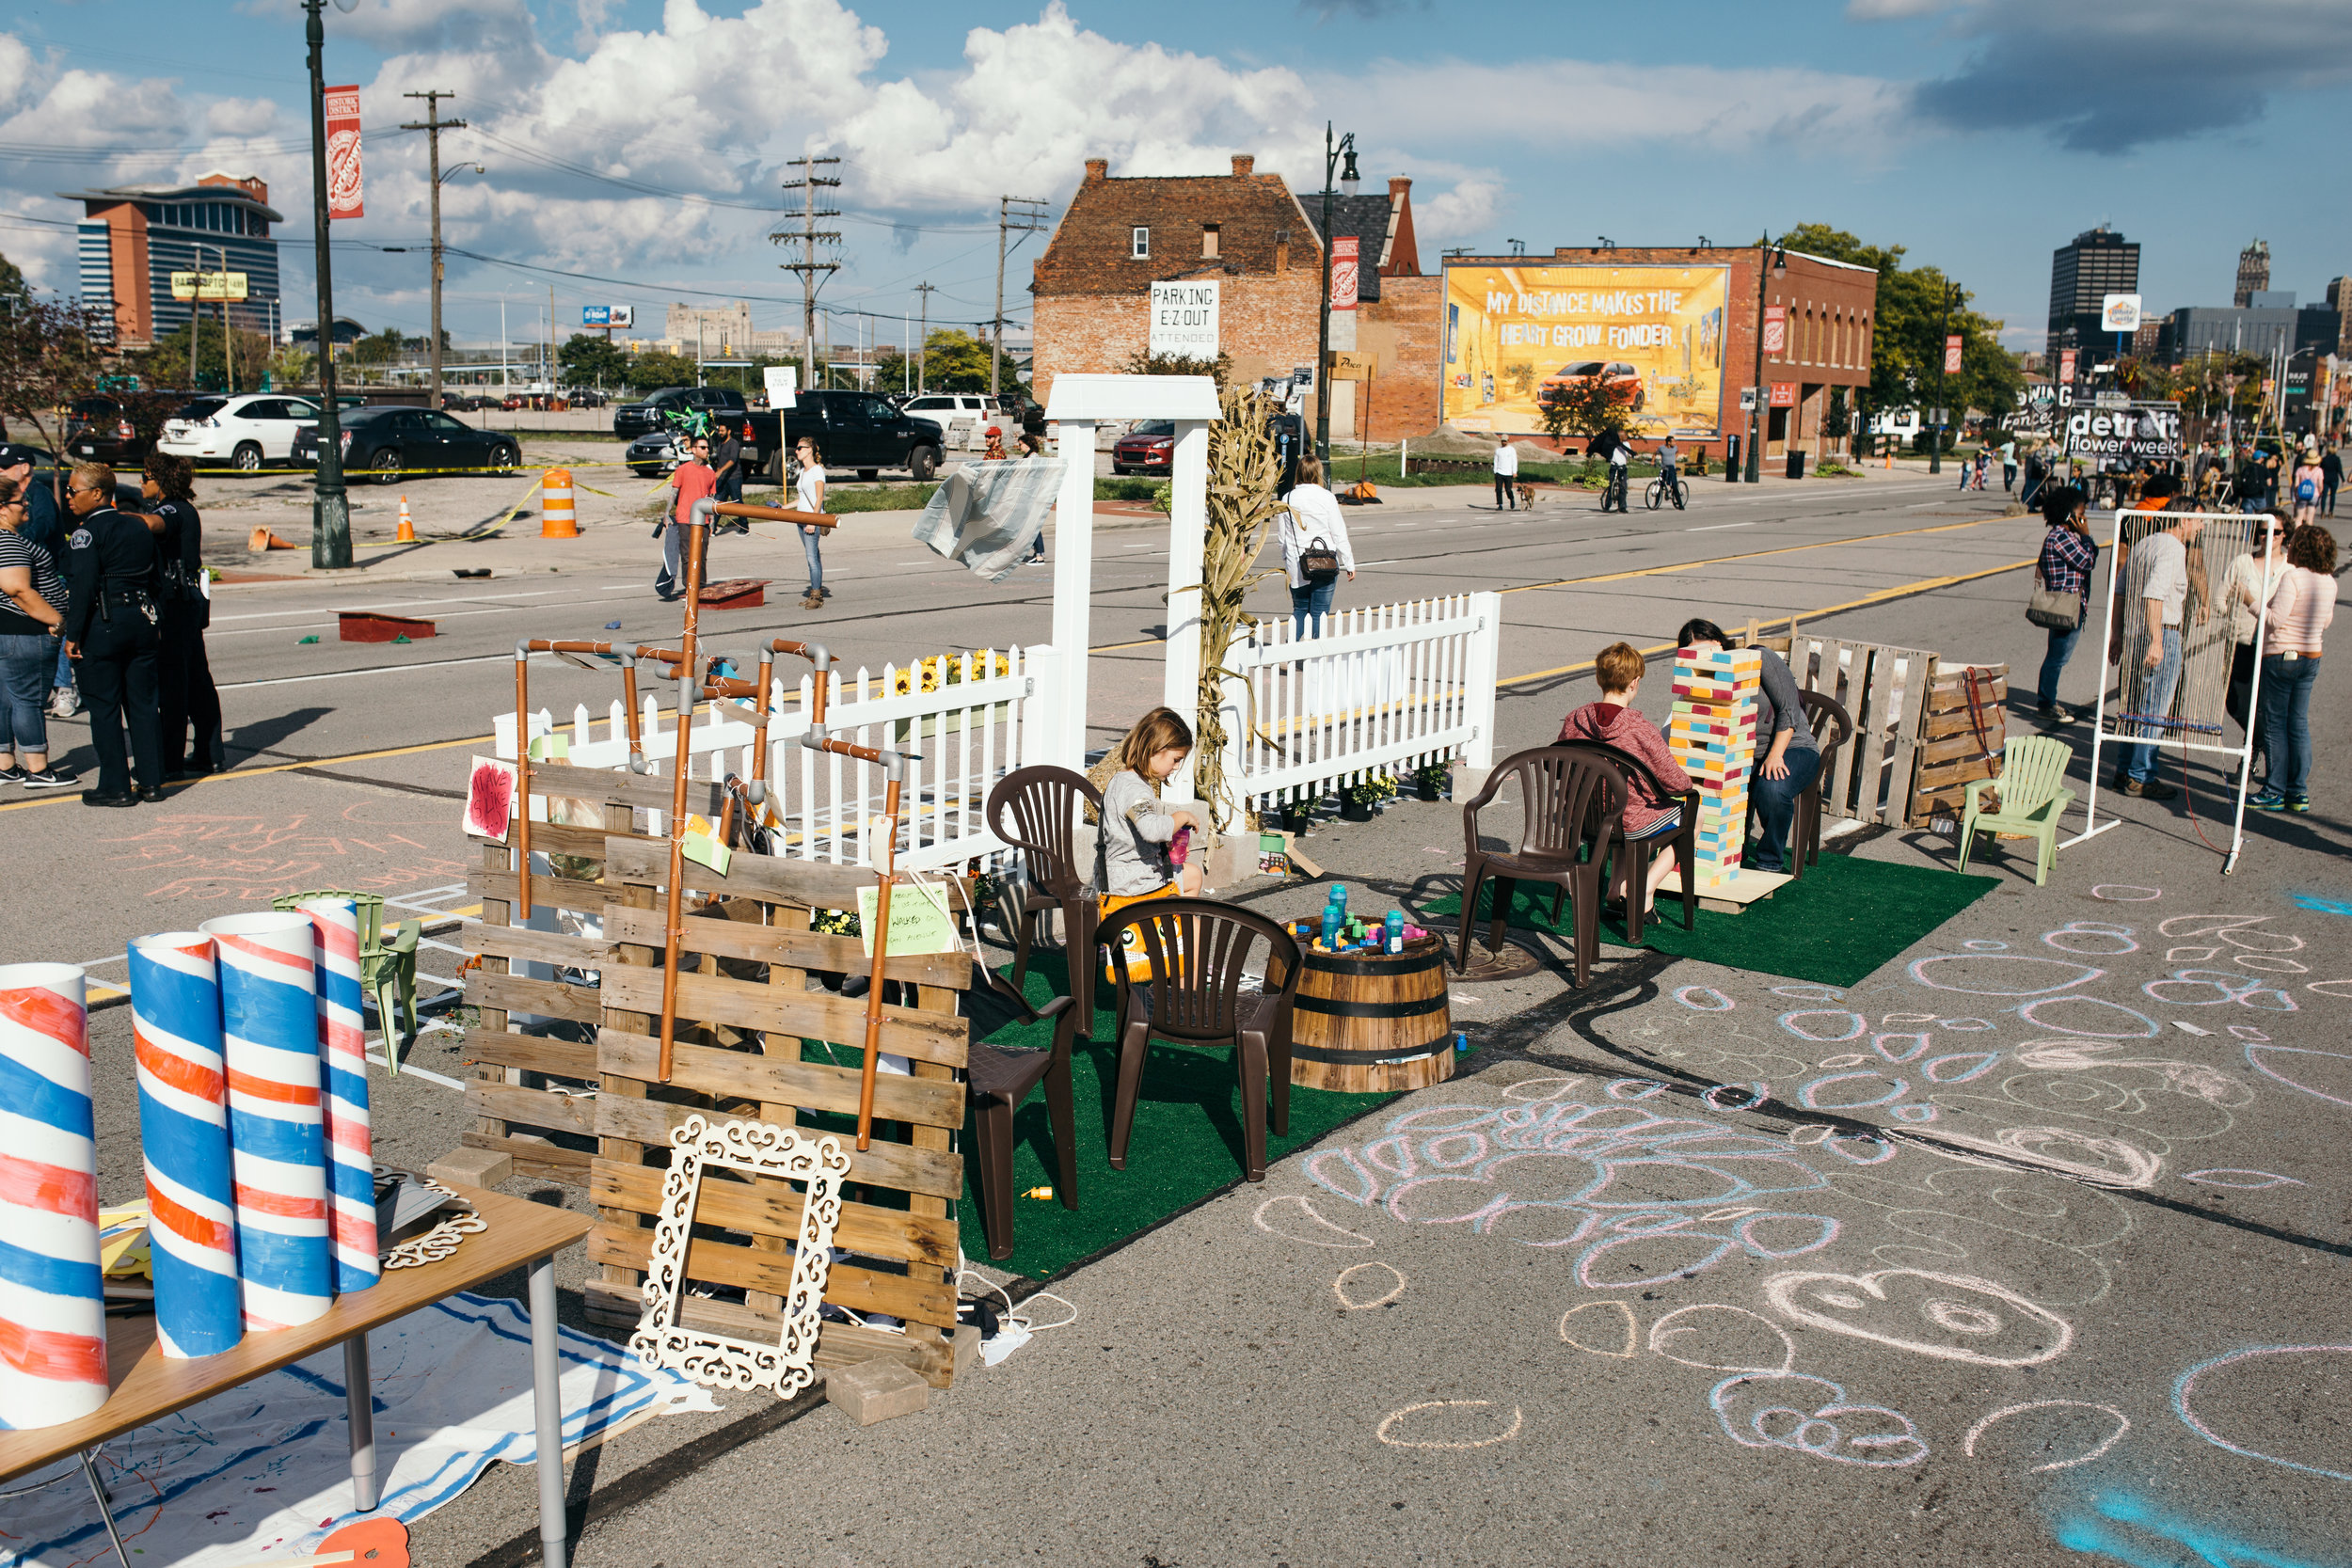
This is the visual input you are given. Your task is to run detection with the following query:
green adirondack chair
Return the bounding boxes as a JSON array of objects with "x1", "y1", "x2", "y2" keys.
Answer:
[
  {"x1": 1956, "y1": 736, "x2": 2075, "y2": 886},
  {"x1": 271, "y1": 889, "x2": 423, "y2": 1071}
]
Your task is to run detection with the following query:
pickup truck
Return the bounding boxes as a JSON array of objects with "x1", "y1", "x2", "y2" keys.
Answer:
[{"x1": 620, "y1": 388, "x2": 945, "y2": 483}]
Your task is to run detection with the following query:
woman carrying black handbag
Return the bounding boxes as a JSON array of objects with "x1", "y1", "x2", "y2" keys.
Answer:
[
  {"x1": 1275, "y1": 454, "x2": 1356, "y2": 638},
  {"x1": 2028, "y1": 483, "x2": 2097, "y2": 721}
]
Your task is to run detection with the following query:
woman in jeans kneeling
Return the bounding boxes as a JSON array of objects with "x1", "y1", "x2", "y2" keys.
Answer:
[
  {"x1": 1276, "y1": 455, "x2": 1355, "y2": 638},
  {"x1": 2250, "y1": 523, "x2": 2336, "y2": 813}
]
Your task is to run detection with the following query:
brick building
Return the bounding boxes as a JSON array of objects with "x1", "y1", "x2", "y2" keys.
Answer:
[
  {"x1": 1303, "y1": 178, "x2": 1438, "y2": 442},
  {"x1": 61, "y1": 172, "x2": 282, "y2": 348}
]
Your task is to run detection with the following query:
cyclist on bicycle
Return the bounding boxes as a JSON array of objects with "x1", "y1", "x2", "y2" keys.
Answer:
[
  {"x1": 1658, "y1": 436, "x2": 1679, "y2": 488},
  {"x1": 1594, "y1": 427, "x2": 1632, "y2": 513}
]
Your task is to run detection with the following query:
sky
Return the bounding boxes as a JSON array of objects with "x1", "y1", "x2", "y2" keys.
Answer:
[{"x1": 3, "y1": 0, "x2": 2348, "y2": 356}]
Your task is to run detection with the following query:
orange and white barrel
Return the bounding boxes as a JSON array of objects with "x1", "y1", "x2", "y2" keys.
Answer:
[{"x1": 540, "y1": 467, "x2": 578, "y2": 538}]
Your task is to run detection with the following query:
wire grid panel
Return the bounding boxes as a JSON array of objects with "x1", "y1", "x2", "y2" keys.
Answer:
[
  {"x1": 2101, "y1": 509, "x2": 2272, "y2": 759},
  {"x1": 1226, "y1": 592, "x2": 1501, "y2": 807},
  {"x1": 500, "y1": 644, "x2": 1053, "y2": 873}
]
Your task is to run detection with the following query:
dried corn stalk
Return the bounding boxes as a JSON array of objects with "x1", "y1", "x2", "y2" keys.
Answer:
[{"x1": 1193, "y1": 387, "x2": 1287, "y2": 832}]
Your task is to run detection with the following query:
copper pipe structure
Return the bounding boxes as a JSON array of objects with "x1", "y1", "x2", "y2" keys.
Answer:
[
  {"x1": 699, "y1": 645, "x2": 775, "y2": 845},
  {"x1": 511, "y1": 639, "x2": 642, "y2": 920},
  {"x1": 652, "y1": 499, "x2": 839, "y2": 1082}
]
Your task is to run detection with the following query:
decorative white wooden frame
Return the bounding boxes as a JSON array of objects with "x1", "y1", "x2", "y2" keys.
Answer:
[
  {"x1": 628, "y1": 1115, "x2": 849, "y2": 1399},
  {"x1": 373, "y1": 1164, "x2": 488, "y2": 1271}
]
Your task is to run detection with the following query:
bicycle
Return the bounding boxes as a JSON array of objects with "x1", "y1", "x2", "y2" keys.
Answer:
[
  {"x1": 1645, "y1": 470, "x2": 1688, "y2": 511},
  {"x1": 1602, "y1": 465, "x2": 1630, "y2": 513}
]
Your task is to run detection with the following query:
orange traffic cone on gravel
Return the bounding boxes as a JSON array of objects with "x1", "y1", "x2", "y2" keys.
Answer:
[
  {"x1": 247, "y1": 526, "x2": 298, "y2": 551},
  {"x1": 396, "y1": 496, "x2": 416, "y2": 542}
]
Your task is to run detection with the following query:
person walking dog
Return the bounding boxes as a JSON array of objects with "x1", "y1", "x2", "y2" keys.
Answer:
[{"x1": 1492, "y1": 434, "x2": 1518, "y2": 511}]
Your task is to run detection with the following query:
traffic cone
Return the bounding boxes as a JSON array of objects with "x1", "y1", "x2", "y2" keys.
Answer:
[
  {"x1": 539, "y1": 468, "x2": 578, "y2": 538},
  {"x1": 396, "y1": 496, "x2": 416, "y2": 542},
  {"x1": 247, "y1": 526, "x2": 299, "y2": 551}
]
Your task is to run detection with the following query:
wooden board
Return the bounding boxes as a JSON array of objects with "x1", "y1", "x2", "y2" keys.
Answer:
[
  {"x1": 1907, "y1": 663, "x2": 2009, "y2": 828},
  {"x1": 1658, "y1": 866, "x2": 1793, "y2": 915}
]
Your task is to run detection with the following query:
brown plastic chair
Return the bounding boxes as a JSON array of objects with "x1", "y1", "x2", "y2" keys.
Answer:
[
  {"x1": 1550, "y1": 739, "x2": 1700, "y2": 944},
  {"x1": 966, "y1": 982, "x2": 1080, "y2": 1261},
  {"x1": 986, "y1": 764, "x2": 1104, "y2": 1031},
  {"x1": 1457, "y1": 747, "x2": 1623, "y2": 988},
  {"x1": 1788, "y1": 690, "x2": 1854, "y2": 880},
  {"x1": 1098, "y1": 898, "x2": 1303, "y2": 1183}
]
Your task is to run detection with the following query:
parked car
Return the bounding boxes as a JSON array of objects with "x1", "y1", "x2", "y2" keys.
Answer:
[
  {"x1": 775, "y1": 390, "x2": 943, "y2": 483},
  {"x1": 1538, "y1": 360, "x2": 1645, "y2": 413},
  {"x1": 626, "y1": 430, "x2": 687, "y2": 479},
  {"x1": 612, "y1": 386, "x2": 753, "y2": 440},
  {"x1": 441, "y1": 392, "x2": 501, "y2": 412},
  {"x1": 292, "y1": 406, "x2": 521, "y2": 482},
  {"x1": 64, "y1": 393, "x2": 181, "y2": 467},
  {"x1": 157, "y1": 393, "x2": 321, "y2": 471},
  {"x1": 901, "y1": 392, "x2": 1002, "y2": 430},
  {"x1": 564, "y1": 388, "x2": 608, "y2": 409},
  {"x1": 1112, "y1": 419, "x2": 1177, "y2": 475}
]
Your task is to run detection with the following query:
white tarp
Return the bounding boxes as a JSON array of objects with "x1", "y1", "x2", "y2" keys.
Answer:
[
  {"x1": 1, "y1": 1292, "x2": 717, "y2": 1568},
  {"x1": 912, "y1": 456, "x2": 1068, "y2": 582}
]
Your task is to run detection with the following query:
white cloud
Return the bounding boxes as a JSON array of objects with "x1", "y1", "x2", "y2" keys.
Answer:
[
  {"x1": 1413, "y1": 177, "x2": 1510, "y2": 245},
  {"x1": 205, "y1": 98, "x2": 278, "y2": 138}
]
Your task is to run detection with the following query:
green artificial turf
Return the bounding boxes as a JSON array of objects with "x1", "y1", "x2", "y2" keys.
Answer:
[
  {"x1": 952, "y1": 951, "x2": 1403, "y2": 1279},
  {"x1": 1420, "y1": 852, "x2": 1998, "y2": 989}
]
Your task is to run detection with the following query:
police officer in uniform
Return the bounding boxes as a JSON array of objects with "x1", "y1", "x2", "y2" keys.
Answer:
[{"x1": 60, "y1": 462, "x2": 165, "y2": 806}]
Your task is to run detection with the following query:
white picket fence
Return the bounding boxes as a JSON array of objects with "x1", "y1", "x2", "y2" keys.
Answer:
[
  {"x1": 1220, "y1": 592, "x2": 1501, "y2": 810},
  {"x1": 493, "y1": 645, "x2": 1054, "y2": 874}
]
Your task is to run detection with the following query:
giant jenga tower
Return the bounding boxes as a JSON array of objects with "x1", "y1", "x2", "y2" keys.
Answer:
[{"x1": 1668, "y1": 646, "x2": 1762, "y2": 886}]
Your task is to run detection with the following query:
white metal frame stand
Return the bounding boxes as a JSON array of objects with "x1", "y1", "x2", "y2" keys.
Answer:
[{"x1": 2064, "y1": 507, "x2": 2273, "y2": 874}]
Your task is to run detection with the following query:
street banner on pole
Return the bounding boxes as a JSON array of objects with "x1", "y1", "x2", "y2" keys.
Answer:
[
  {"x1": 1762, "y1": 306, "x2": 1786, "y2": 356},
  {"x1": 1944, "y1": 334, "x2": 1963, "y2": 374},
  {"x1": 1330, "y1": 237, "x2": 1359, "y2": 311},
  {"x1": 325, "y1": 85, "x2": 364, "y2": 220}
]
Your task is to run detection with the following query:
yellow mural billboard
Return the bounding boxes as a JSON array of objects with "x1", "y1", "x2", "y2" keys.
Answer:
[{"x1": 1441, "y1": 263, "x2": 1730, "y2": 440}]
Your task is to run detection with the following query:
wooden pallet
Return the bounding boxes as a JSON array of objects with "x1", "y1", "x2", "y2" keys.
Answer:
[
  {"x1": 1755, "y1": 633, "x2": 1937, "y2": 828},
  {"x1": 1908, "y1": 664, "x2": 2009, "y2": 827},
  {"x1": 585, "y1": 836, "x2": 970, "y2": 1388},
  {"x1": 461, "y1": 761, "x2": 733, "y2": 1185}
]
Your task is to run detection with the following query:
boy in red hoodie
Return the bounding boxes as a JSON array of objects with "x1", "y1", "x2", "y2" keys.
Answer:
[{"x1": 1558, "y1": 641, "x2": 1692, "y2": 912}]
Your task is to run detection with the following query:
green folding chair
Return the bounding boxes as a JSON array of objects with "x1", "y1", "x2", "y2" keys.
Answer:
[
  {"x1": 1956, "y1": 735, "x2": 2075, "y2": 886},
  {"x1": 271, "y1": 889, "x2": 423, "y2": 1071}
]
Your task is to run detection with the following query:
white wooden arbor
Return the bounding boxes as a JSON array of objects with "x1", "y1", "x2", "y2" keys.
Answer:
[{"x1": 1042, "y1": 373, "x2": 1223, "y2": 797}]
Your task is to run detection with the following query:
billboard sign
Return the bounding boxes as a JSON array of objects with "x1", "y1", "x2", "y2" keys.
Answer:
[
  {"x1": 324, "y1": 85, "x2": 364, "y2": 220},
  {"x1": 1439, "y1": 262, "x2": 1731, "y2": 438},
  {"x1": 2063, "y1": 403, "x2": 2184, "y2": 462},
  {"x1": 2100, "y1": 293, "x2": 2143, "y2": 334},
  {"x1": 1148, "y1": 279, "x2": 1219, "y2": 357},
  {"x1": 582, "y1": 305, "x2": 635, "y2": 328},
  {"x1": 1330, "y1": 236, "x2": 1359, "y2": 312},
  {"x1": 170, "y1": 272, "x2": 247, "y2": 301},
  {"x1": 1762, "y1": 306, "x2": 1786, "y2": 356}
]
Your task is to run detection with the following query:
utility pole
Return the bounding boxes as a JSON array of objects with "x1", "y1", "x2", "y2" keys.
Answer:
[
  {"x1": 401, "y1": 89, "x2": 466, "y2": 410},
  {"x1": 993, "y1": 196, "x2": 1048, "y2": 400},
  {"x1": 773, "y1": 157, "x2": 841, "y2": 389},
  {"x1": 914, "y1": 281, "x2": 935, "y2": 393},
  {"x1": 1745, "y1": 233, "x2": 1785, "y2": 484},
  {"x1": 1930, "y1": 280, "x2": 1958, "y2": 476}
]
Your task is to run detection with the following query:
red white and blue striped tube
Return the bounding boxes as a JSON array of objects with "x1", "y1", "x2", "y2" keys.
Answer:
[
  {"x1": 128, "y1": 933, "x2": 244, "y2": 1359},
  {"x1": 295, "y1": 898, "x2": 377, "y2": 1292},
  {"x1": 0, "y1": 963, "x2": 107, "y2": 1429},
  {"x1": 198, "y1": 912, "x2": 332, "y2": 1330}
]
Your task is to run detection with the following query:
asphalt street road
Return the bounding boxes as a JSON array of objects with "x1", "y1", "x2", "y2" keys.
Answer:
[{"x1": 15, "y1": 467, "x2": 2348, "y2": 1567}]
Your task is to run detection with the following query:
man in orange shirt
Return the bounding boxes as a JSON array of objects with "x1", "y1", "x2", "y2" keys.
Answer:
[{"x1": 656, "y1": 436, "x2": 716, "y2": 601}]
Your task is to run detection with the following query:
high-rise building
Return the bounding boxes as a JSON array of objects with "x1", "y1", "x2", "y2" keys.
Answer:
[
  {"x1": 2233, "y1": 240, "x2": 2270, "y2": 308},
  {"x1": 60, "y1": 172, "x2": 281, "y2": 348},
  {"x1": 2046, "y1": 225, "x2": 2139, "y2": 359}
]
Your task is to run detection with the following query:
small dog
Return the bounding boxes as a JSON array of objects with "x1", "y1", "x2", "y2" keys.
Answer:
[{"x1": 1515, "y1": 480, "x2": 1538, "y2": 510}]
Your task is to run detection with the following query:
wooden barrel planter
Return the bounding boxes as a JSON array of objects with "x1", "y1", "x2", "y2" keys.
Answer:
[{"x1": 1289, "y1": 933, "x2": 1454, "y2": 1093}]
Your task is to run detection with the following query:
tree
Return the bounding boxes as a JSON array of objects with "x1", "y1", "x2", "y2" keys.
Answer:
[
  {"x1": 1538, "y1": 372, "x2": 1629, "y2": 446},
  {"x1": 1777, "y1": 222, "x2": 2021, "y2": 446},
  {"x1": 352, "y1": 326, "x2": 406, "y2": 368},
  {"x1": 625, "y1": 350, "x2": 698, "y2": 391},
  {"x1": 925, "y1": 328, "x2": 1029, "y2": 398},
  {"x1": 558, "y1": 332, "x2": 628, "y2": 388},
  {"x1": 0, "y1": 297, "x2": 106, "y2": 498},
  {"x1": 135, "y1": 321, "x2": 276, "y2": 394},
  {"x1": 1120, "y1": 346, "x2": 1232, "y2": 390},
  {"x1": 0, "y1": 250, "x2": 30, "y2": 315}
]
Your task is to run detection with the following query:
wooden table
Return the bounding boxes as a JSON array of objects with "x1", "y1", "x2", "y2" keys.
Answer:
[{"x1": 0, "y1": 1188, "x2": 593, "y2": 1568}]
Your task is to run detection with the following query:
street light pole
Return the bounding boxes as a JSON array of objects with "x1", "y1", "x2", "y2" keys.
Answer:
[
  {"x1": 1313, "y1": 121, "x2": 1356, "y2": 465},
  {"x1": 303, "y1": 0, "x2": 351, "y2": 569},
  {"x1": 1743, "y1": 233, "x2": 1785, "y2": 484}
]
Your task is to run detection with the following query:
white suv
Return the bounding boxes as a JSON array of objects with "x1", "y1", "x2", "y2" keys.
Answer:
[{"x1": 158, "y1": 393, "x2": 321, "y2": 471}]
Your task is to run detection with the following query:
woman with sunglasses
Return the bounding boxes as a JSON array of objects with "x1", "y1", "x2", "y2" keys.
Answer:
[
  {"x1": 792, "y1": 436, "x2": 828, "y2": 610},
  {"x1": 0, "y1": 477, "x2": 78, "y2": 789}
]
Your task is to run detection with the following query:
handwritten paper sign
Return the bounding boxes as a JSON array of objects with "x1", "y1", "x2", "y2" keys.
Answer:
[
  {"x1": 464, "y1": 757, "x2": 515, "y2": 840},
  {"x1": 856, "y1": 879, "x2": 959, "y2": 958}
]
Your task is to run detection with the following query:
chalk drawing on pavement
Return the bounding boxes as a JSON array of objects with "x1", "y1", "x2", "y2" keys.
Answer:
[
  {"x1": 1333, "y1": 1261, "x2": 1407, "y2": 1311},
  {"x1": 1558, "y1": 1300, "x2": 1638, "y2": 1358},
  {"x1": 1375, "y1": 1401, "x2": 1525, "y2": 1450},
  {"x1": 1963, "y1": 1400, "x2": 2131, "y2": 1472},
  {"x1": 1762, "y1": 1268, "x2": 2074, "y2": 1367},
  {"x1": 1708, "y1": 1373, "x2": 1928, "y2": 1468}
]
